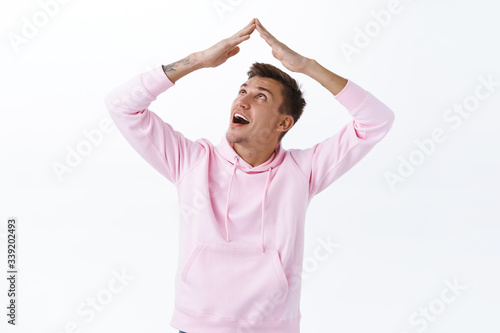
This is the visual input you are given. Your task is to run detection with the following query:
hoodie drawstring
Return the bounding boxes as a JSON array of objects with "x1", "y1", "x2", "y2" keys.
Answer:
[
  {"x1": 224, "y1": 156, "x2": 239, "y2": 242},
  {"x1": 224, "y1": 156, "x2": 273, "y2": 253},
  {"x1": 260, "y1": 167, "x2": 272, "y2": 253}
]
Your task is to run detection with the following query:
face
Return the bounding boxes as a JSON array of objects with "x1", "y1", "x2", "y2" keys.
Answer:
[{"x1": 226, "y1": 76, "x2": 293, "y2": 147}]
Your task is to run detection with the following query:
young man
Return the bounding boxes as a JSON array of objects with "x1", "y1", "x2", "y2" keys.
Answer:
[{"x1": 105, "y1": 18, "x2": 394, "y2": 333}]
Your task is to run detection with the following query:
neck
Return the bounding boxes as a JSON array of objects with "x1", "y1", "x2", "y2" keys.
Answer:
[{"x1": 233, "y1": 140, "x2": 278, "y2": 167}]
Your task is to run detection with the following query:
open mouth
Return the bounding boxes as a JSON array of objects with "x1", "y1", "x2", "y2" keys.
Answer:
[{"x1": 232, "y1": 112, "x2": 250, "y2": 125}]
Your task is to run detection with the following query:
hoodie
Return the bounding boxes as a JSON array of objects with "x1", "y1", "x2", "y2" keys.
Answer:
[{"x1": 104, "y1": 64, "x2": 395, "y2": 333}]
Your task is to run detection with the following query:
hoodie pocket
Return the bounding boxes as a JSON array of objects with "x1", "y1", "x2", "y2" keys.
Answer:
[{"x1": 179, "y1": 241, "x2": 289, "y2": 321}]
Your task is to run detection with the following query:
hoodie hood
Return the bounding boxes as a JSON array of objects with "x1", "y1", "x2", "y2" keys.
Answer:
[{"x1": 215, "y1": 134, "x2": 287, "y2": 253}]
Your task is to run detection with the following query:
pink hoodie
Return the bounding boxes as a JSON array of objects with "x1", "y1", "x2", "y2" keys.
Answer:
[{"x1": 105, "y1": 65, "x2": 395, "y2": 333}]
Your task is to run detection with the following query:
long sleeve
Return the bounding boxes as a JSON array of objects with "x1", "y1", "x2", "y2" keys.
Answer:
[
  {"x1": 290, "y1": 79, "x2": 395, "y2": 197},
  {"x1": 104, "y1": 65, "x2": 206, "y2": 184}
]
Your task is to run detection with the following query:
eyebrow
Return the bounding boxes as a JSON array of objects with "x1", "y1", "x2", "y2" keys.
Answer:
[{"x1": 240, "y1": 83, "x2": 274, "y2": 98}]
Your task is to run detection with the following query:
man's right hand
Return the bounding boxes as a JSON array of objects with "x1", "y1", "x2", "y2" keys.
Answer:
[
  {"x1": 196, "y1": 19, "x2": 256, "y2": 68},
  {"x1": 163, "y1": 19, "x2": 255, "y2": 83}
]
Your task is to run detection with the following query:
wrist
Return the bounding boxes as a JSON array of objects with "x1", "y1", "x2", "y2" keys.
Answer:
[
  {"x1": 191, "y1": 52, "x2": 207, "y2": 70},
  {"x1": 162, "y1": 54, "x2": 204, "y2": 82},
  {"x1": 304, "y1": 59, "x2": 348, "y2": 96},
  {"x1": 301, "y1": 57, "x2": 316, "y2": 76}
]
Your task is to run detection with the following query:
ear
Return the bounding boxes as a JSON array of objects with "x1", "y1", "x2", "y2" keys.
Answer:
[{"x1": 278, "y1": 115, "x2": 294, "y2": 132}]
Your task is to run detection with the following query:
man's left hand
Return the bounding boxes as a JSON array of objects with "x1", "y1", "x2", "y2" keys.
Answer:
[{"x1": 255, "y1": 18, "x2": 311, "y2": 74}]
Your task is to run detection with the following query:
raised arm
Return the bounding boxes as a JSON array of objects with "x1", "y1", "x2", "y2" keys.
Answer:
[
  {"x1": 255, "y1": 18, "x2": 395, "y2": 196},
  {"x1": 104, "y1": 19, "x2": 256, "y2": 183},
  {"x1": 254, "y1": 18, "x2": 347, "y2": 95},
  {"x1": 161, "y1": 19, "x2": 256, "y2": 82}
]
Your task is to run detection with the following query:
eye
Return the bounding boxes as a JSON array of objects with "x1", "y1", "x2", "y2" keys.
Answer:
[
  {"x1": 239, "y1": 89, "x2": 246, "y2": 95},
  {"x1": 258, "y1": 93, "x2": 266, "y2": 100}
]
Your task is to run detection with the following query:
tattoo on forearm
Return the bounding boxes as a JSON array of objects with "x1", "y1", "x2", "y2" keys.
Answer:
[{"x1": 162, "y1": 57, "x2": 193, "y2": 74}]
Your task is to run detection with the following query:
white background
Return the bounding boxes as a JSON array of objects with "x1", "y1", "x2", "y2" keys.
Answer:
[{"x1": 1, "y1": 0, "x2": 499, "y2": 332}]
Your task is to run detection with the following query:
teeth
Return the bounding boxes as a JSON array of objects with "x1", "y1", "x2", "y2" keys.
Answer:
[{"x1": 235, "y1": 113, "x2": 249, "y2": 122}]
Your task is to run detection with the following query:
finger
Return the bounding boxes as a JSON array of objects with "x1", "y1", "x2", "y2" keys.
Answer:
[
  {"x1": 227, "y1": 46, "x2": 240, "y2": 59},
  {"x1": 236, "y1": 23, "x2": 256, "y2": 38},
  {"x1": 226, "y1": 25, "x2": 254, "y2": 48},
  {"x1": 219, "y1": 34, "x2": 250, "y2": 58},
  {"x1": 233, "y1": 19, "x2": 256, "y2": 37},
  {"x1": 228, "y1": 34, "x2": 250, "y2": 48},
  {"x1": 238, "y1": 34, "x2": 251, "y2": 42},
  {"x1": 245, "y1": 18, "x2": 256, "y2": 29},
  {"x1": 241, "y1": 18, "x2": 255, "y2": 29},
  {"x1": 255, "y1": 19, "x2": 273, "y2": 37},
  {"x1": 255, "y1": 19, "x2": 277, "y2": 45},
  {"x1": 256, "y1": 27, "x2": 274, "y2": 47},
  {"x1": 221, "y1": 20, "x2": 255, "y2": 53}
]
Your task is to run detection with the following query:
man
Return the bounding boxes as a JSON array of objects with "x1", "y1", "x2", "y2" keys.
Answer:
[{"x1": 105, "y1": 18, "x2": 394, "y2": 333}]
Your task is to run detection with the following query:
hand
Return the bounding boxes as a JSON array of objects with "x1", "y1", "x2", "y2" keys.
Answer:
[
  {"x1": 197, "y1": 19, "x2": 256, "y2": 68},
  {"x1": 255, "y1": 18, "x2": 310, "y2": 73}
]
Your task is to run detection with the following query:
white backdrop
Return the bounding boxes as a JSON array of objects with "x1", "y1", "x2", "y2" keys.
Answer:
[{"x1": 1, "y1": 0, "x2": 499, "y2": 332}]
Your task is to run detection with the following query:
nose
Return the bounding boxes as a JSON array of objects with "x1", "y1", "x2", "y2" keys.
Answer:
[{"x1": 237, "y1": 94, "x2": 251, "y2": 109}]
